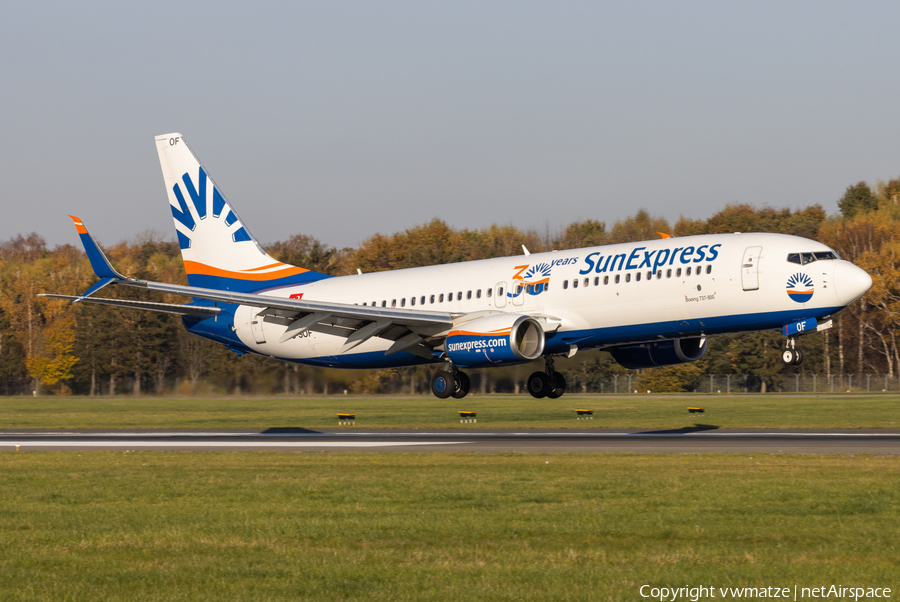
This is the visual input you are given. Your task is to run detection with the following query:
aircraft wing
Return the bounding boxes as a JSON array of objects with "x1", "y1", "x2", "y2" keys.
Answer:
[
  {"x1": 45, "y1": 279, "x2": 457, "y2": 357},
  {"x1": 51, "y1": 216, "x2": 460, "y2": 357},
  {"x1": 130, "y1": 278, "x2": 457, "y2": 355}
]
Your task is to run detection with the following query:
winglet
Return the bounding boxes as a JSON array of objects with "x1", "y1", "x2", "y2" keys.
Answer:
[
  {"x1": 68, "y1": 215, "x2": 126, "y2": 281},
  {"x1": 657, "y1": 232, "x2": 672, "y2": 239}
]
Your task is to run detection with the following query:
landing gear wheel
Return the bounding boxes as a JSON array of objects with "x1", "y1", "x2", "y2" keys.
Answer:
[
  {"x1": 431, "y1": 371, "x2": 454, "y2": 399},
  {"x1": 782, "y1": 349, "x2": 796, "y2": 365},
  {"x1": 782, "y1": 348, "x2": 804, "y2": 366},
  {"x1": 527, "y1": 371, "x2": 551, "y2": 398},
  {"x1": 547, "y1": 371, "x2": 567, "y2": 399},
  {"x1": 451, "y1": 371, "x2": 471, "y2": 399}
]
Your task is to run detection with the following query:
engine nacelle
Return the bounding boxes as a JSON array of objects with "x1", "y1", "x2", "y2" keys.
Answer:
[
  {"x1": 445, "y1": 314, "x2": 545, "y2": 368},
  {"x1": 608, "y1": 337, "x2": 707, "y2": 370}
]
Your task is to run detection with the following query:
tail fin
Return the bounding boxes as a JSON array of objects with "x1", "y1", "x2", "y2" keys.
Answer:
[{"x1": 155, "y1": 133, "x2": 329, "y2": 292}]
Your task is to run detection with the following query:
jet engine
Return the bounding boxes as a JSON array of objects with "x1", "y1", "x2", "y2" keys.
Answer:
[
  {"x1": 608, "y1": 336, "x2": 707, "y2": 369},
  {"x1": 445, "y1": 314, "x2": 545, "y2": 368}
]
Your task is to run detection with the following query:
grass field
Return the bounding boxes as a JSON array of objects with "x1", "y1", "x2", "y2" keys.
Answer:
[
  {"x1": 1, "y1": 393, "x2": 899, "y2": 430},
  {"x1": 0, "y1": 453, "x2": 897, "y2": 601}
]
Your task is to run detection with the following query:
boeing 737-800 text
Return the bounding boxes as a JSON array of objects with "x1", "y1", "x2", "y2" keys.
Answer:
[{"x1": 42, "y1": 134, "x2": 873, "y2": 399}]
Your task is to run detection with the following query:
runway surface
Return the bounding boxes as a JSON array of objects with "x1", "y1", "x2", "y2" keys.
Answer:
[{"x1": 2, "y1": 428, "x2": 899, "y2": 453}]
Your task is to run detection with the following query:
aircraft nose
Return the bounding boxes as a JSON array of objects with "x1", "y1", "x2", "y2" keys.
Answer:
[{"x1": 833, "y1": 261, "x2": 872, "y2": 306}]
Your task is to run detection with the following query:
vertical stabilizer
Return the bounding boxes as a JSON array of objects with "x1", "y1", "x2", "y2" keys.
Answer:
[{"x1": 155, "y1": 133, "x2": 328, "y2": 292}]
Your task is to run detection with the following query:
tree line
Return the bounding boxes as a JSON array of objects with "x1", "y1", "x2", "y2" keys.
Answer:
[{"x1": 2, "y1": 175, "x2": 899, "y2": 395}]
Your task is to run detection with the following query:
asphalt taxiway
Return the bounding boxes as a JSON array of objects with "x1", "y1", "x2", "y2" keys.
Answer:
[{"x1": 2, "y1": 428, "x2": 899, "y2": 453}]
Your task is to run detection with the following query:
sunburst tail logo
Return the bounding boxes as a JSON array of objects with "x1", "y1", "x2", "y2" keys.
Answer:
[{"x1": 786, "y1": 273, "x2": 814, "y2": 303}]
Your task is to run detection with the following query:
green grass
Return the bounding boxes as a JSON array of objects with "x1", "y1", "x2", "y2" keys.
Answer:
[
  {"x1": 0, "y1": 453, "x2": 897, "y2": 601},
  {"x1": 2, "y1": 394, "x2": 900, "y2": 430}
]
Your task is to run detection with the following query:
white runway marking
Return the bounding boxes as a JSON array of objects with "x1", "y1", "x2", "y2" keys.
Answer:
[
  {"x1": 6, "y1": 431, "x2": 899, "y2": 438},
  {"x1": 6, "y1": 441, "x2": 462, "y2": 448}
]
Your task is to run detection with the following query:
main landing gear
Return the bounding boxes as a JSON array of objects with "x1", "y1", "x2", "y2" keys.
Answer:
[
  {"x1": 527, "y1": 356, "x2": 567, "y2": 399},
  {"x1": 782, "y1": 337, "x2": 804, "y2": 366},
  {"x1": 431, "y1": 365, "x2": 470, "y2": 399}
]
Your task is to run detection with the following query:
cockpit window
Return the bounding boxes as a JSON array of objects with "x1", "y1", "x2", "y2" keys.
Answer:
[{"x1": 787, "y1": 251, "x2": 839, "y2": 265}]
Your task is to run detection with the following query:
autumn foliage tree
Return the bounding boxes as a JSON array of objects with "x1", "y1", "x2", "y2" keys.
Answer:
[
  {"x1": 26, "y1": 314, "x2": 78, "y2": 394},
  {"x1": 0, "y1": 183, "x2": 896, "y2": 394}
]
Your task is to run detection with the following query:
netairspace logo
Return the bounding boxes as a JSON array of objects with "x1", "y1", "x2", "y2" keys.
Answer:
[
  {"x1": 447, "y1": 338, "x2": 508, "y2": 353},
  {"x1": 639, "y1": 584, "x2": 892, "y2": 601}
]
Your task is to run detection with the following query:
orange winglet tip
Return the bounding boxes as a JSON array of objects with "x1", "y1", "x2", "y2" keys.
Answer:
[
  {"x1": 657, "y1": 232, "x2": 672, "y2": 239},
  {"x1": 68, "y1": 215, "x2": 88, "y2": 234}
]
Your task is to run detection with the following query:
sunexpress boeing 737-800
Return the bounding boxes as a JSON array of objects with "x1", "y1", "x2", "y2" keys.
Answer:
[{"x1": 43, "y1": 133, "x2": 873, "y2": 399}]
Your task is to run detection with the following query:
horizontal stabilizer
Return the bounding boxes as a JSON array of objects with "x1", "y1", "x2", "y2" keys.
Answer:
[
  {"x1": 71, "y1": 278, "x2": 117, "y2": 304},
  {"x1": 38, "y1": 295, "x2": 220, "y2": 317}
]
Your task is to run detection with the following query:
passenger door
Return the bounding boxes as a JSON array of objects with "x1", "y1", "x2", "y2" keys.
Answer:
[{"x1": 741, "y1": 246, "x2": 762, "y2": 291}]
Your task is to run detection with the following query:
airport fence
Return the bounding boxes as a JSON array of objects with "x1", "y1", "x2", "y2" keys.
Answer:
[{"x1": 575, "y1": 373, "x2": 900, "y2": 394}]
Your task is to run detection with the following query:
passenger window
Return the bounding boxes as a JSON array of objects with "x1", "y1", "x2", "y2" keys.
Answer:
[
  {"x1": 636, "y1": 272, "x2": 641, "y2": 282},
  {"x1": 467, "y1": 291, "x2": 472, "y2": 300},
  {"x1": 410, "y1": 297, "x2": 415, "y2": 306},
  {"x1": 457, "y1": 292, "x2": 462, "y2": 301},
  {"x1": 647, "y1": 271, "x2": 652, "y2": 280},
  {"x1": 401, "y1": 298, "x2": 406, "y2": 307},
  {"x1": 666, "y1": 269, "x2": 672, "y2": 278},
  {"x1": 498, "y1": 287, "x2": 504, "y2": 296},
  {"x1": 476, "y1": 289, "x2": 482, "y2": 299},
  {"x1": 420, "y1": 295, "x2": 425, "y2": 305},
  {"x1": 486, "y1": 288, "x2": 492, "y2": 297},
  {"x1": 615, "y1": 274, "x2": 620, "y2": 284},
  {"x1": 392, "y1": 299, "x2": 397, "y2": 307},
  {"x1": 439, "y1": 294, "x2": 444, "y2": 303},
  {"x1": 381, "y1": 300, "x2": 386, "y2": 307},
  {"x1": 686, "y1": 267, "x2": 692, "y2": 276},
  {"x1": 676, "y1": 268, "x2": 682, "y2": 277},
  {"x1": 563, "y1": 280, "x2": 569, "y2": 290},
  {"x1": 706, "y1": 265, "x2": 712, "y2": 274},
  {"x1": 594, "y1": 277, "x2": 599, "y2": 286},
  {"x1": 604, "y1": 275, "x2": 609, "y2": 285},
  {"x1": 625, "y1": 273, "x2": 631, "y2": 283},
  {"x1": 430, "y1": 294, "x2": 435, "y2": 304},
  {"x1": 573, "y1": 279, "x2": 579, "y2": 288},
  {"x1": 584, "y1": 278, "x2": 589, "y2": 287},
  {"x1": 656, "y1": 270, "x2": 662, "y2": 279}
]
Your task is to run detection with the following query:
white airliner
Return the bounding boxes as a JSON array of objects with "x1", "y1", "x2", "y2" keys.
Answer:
[{"x1": 44, "y1": 133, "x2": 873, "y2": 399}]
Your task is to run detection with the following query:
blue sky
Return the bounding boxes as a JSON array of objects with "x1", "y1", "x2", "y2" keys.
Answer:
[{"x1": 3, "y1": 1, "x2": 900, "y2": 250}]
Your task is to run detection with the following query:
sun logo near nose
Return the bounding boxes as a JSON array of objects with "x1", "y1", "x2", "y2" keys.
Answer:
[{"x1": 786, "y1": 272, "x2": 814, "y2": 303}]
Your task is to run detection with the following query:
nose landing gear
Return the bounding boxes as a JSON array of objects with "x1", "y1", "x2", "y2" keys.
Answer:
[
  {"x1": 527, "y1": 356, "x2": 567, "y2": 399},
  {"x1": 782, "y1": 337, "x2": 804, "y2": 365}
]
